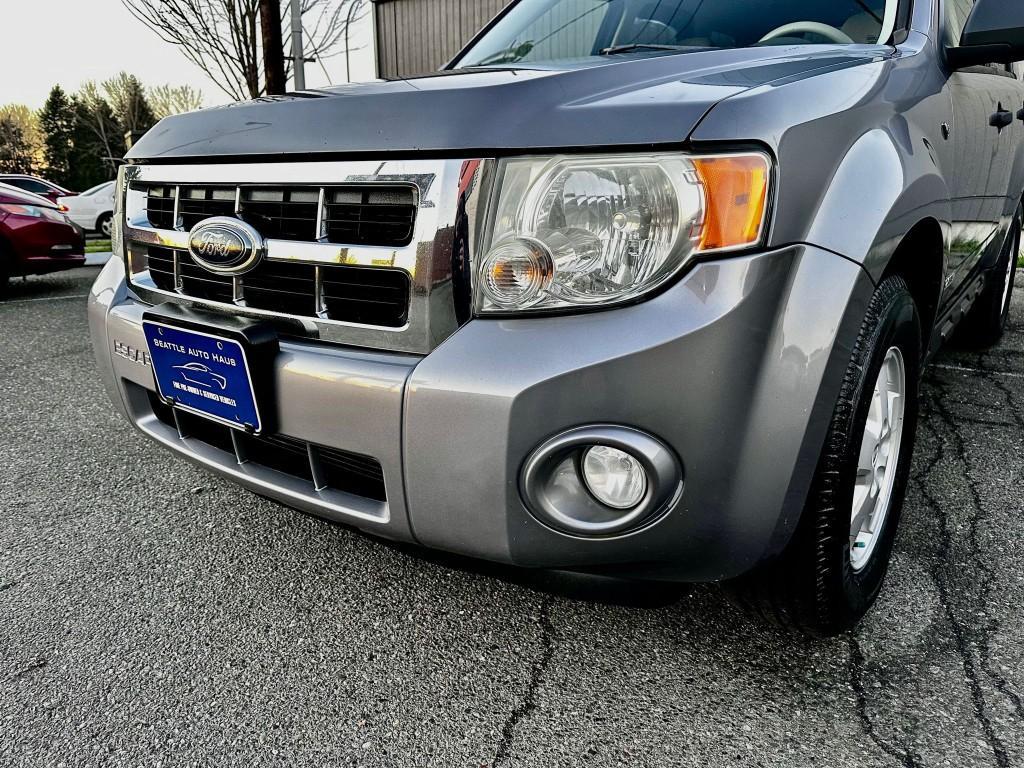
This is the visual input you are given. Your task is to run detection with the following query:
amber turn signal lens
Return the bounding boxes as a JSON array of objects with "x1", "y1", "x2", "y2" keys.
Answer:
[
  {"x1": 693, "y1": 155, "x2": 769, "y2": 251},
  {"x1": 480, "y1": 238, "x2": 554, "y2": 308}
]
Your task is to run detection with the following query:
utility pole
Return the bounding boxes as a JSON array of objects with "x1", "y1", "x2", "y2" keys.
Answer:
[
  {"x1": 259, "y1": 0, "x2": 287, "y2": 95},
  {"x1": 290, "y1": 0, "x2": 305, "y2": 91}
]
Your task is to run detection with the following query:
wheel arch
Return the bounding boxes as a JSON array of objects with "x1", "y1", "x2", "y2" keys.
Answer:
[{"x1": 878, "y1": 217, "x2": 945, "y2": 352}]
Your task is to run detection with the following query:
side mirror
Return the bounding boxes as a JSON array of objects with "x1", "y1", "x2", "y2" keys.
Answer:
[{"x1": 946, "y1": 0, "x2": 1024, "y2": 69}]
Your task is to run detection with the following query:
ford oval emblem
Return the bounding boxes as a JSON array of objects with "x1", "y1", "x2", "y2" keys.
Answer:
[{"x1": 187, "y1": 217, "x2": 265, "y2": 275}]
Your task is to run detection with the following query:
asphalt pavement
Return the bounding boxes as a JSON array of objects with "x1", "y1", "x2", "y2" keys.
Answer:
[{"x1": 1, "y1": 266, "x2": 1022, "y2": 767}]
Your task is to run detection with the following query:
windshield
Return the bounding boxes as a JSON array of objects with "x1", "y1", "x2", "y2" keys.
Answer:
[{"x1": 454, "y1": 0, "x2": 898, "y2": 68}]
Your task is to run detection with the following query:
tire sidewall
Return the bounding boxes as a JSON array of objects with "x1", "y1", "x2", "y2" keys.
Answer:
[
  {"x1": 831, "y1": 284, "x2": 921, "y2": 624},
  {"x1": 0, "y1": 240, "x2": 10, "y2": 295}
]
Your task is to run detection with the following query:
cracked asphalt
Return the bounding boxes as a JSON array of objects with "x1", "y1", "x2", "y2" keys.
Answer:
[{"x1": 1, "y1": 267, "x2": 1023, "y2": 767}]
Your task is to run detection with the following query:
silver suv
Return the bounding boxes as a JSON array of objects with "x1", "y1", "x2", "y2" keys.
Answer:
[{"x1": 89, "y1": 0, "x2": 1024, "y2": 635}]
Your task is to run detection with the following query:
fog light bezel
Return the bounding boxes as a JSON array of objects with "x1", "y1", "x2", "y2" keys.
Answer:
[{"x1": 520, "y1": 425, "x2": 683, "y2": 538}]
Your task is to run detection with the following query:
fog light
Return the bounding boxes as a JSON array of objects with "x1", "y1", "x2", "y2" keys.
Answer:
[{"x1": 582, "y1": 445, "x2": 647, "y2": 509}]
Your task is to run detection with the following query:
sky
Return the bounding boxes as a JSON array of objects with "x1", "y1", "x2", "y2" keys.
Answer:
[{"x1": 0, "y1": 0, "x2": 376, "y2": 110}]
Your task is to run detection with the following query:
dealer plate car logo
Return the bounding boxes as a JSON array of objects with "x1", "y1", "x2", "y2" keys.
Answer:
[{"x1": 187, "y1": 217, "x2": 265, "y2": 275}]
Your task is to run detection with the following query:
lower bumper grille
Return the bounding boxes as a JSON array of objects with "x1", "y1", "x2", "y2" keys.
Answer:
[
  {"x1": 145, "y1": 246, "x2": 411, "y2": 327},
  {"x1": 150, "y1": 393, "x2": 387, "y2": 502}
]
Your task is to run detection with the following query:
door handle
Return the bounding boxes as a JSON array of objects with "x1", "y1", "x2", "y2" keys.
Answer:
[
  {"x1": 1017, "y1": 105, "x2": 1024, "y2": 123},
  {"x1": 990, "y1": 108, "x2": 1013, "y2": 130}
]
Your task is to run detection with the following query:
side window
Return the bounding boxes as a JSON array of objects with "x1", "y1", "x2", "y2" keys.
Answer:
[
  {"x1": 943, "y1": 0, "x2": 974, "y2": 47},
  {"x1": 13, "y1": 179, "x2": 51, "y2": 195}
]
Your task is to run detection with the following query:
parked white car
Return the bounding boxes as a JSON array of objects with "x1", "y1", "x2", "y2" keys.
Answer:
[{"x1": 58, "y1": 181, "x2": 116, "y2": 237}]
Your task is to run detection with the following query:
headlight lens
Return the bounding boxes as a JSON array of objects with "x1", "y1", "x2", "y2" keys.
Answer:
[
  {"x1": 475, "y1": 152, "x2": 770, "y2": 314},
  {"x1": 0, "y1": 203, "x2": 66, "y2": 221}
]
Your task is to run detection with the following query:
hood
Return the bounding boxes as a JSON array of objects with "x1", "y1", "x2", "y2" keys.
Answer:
[
  {"x1": 129, "y1": 45, "x2": 885, "y2": 161},
  {"x1": 0, "y1": 182, "x2": 58, "y2": 209}
]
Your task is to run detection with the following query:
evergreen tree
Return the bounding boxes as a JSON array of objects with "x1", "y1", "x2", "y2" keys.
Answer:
[{"x1": 39, "y1": 86, "x2": 76, "y2": 188}]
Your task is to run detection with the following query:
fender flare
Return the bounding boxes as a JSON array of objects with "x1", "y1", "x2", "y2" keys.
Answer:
[{"x1": 802, "y1": 127, "x2": 952, "y2": 284}]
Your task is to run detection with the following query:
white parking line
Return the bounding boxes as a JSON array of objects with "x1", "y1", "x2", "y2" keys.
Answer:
[
  {"x1": 934, "y1": 363, "x2": 1024, "y2": 379},
  {"x1": 1, "y1": 293, "x2": 89, "y2": 305}
]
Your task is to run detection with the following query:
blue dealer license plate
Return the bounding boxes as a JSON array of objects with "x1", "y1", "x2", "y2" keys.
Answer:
[{"x1": 143, "y1": 321, "x2": 263, "y2": 433}]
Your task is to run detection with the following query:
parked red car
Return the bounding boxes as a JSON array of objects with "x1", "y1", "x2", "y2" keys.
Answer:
[
  {"x1": 0, "y1": 183, "x2": 86, "y2": 291},
  {"x1": 0, "y1": 174, "x2": 76, "y2": 205}
]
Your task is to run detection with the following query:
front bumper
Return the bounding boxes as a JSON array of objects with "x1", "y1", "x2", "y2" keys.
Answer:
[
  {"x1": 89, "y1": 244, "x2": 873, "y2": 581},
  {"x1": 4, "y1": 217, "x2": 85, "y2": 274}
]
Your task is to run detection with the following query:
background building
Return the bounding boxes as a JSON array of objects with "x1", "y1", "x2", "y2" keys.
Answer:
[{"x1": 372, "y1": 0, "x2": 512, "y2": 78}]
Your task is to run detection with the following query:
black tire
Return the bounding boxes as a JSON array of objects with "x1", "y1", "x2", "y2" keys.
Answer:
[
  {"x1": 97, "y1": 213, "x2": 113, "y2": 239},
  {"x1": 0, "y1": 241, "x2": 10, "y2": 297},
  {"x1": 725, "y1": 276, "x2": 922, "y2": 636},
  {"x1": 955, "y1": 206, "x2": 1020, "y2": 348}
]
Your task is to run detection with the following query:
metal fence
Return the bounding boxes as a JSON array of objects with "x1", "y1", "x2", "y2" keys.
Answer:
[{"x1": 373, "y1": 0, "x2": 513, "y2": 78}]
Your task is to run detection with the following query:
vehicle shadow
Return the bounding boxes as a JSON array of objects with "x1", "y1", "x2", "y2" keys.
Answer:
[
  {"x1": 0, "y1": 267, "x2": 98, "y2": 302},
  {"x1": 377, "y1": 537, "x2": 691, "y2": 609}
]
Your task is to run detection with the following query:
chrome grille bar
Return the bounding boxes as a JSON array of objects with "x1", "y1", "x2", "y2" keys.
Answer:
[
  {"x1": 124, "y1": 224, "x2": 405, "y2": 268},
  {"x1": 315, "y1": 187, "x2": 327, "y2": 241},
  {"x1": 172, "y1": 250, "x2": 183, "y2": 293},
  {"x1": 172, "y1": 184, "x2": 181, "y2": 229},
  {"x1": 314, "y1": 266, "x2": 327, "y2": 319}
]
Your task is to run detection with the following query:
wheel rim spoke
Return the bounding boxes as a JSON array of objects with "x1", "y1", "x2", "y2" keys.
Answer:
[
  {"x1": 850, "y1": 347, "x2": 907, "y2": 571},
  {"x1": 1003, "y1": 231, "x2": 1018, "y2": 313}
]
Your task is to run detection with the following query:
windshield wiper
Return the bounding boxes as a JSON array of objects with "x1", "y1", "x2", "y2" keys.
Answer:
[{"x1": 599, "y1": 43, "x2": 695, "y2": 55}]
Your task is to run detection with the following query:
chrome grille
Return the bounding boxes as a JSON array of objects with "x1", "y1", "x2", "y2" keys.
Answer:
[{"x1": 121, "y1": 159, "x2": 491, "y2": 354}]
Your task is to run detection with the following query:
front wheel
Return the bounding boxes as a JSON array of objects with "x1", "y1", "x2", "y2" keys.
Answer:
[
  {"x1": 726, "y1": 276, "x2": 921, "y2": 636},
  {"x1": 97, "y1": 213, "x2": 113, "y2": 239},
  {"x1": 0, "y1": 243, "x2": 10, "y2": 297}
]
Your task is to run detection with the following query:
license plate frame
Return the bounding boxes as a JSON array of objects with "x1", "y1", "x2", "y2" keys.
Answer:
[{"x1": 141, "y1": 306, "x2": 280, "y2": 436}]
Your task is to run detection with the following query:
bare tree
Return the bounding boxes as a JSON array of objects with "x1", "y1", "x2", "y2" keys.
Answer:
[
  {"x1": 102, "y1": 72, "x2": 158, "y2": 135},
  {"x1": 0, "y1": 104, "x2": 44, "y2": 169},
  {"x1": 0, "y1": 111, "x2": 38, "y2": 174},
  {"x1": 122, "y1": 0, "x2": 365, "y2": 101},
  {"x1": 149, "y1": 84, "x2": 206, "y2": 119}
]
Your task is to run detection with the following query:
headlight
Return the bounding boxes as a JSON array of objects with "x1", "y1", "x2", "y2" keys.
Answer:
[
  {"x1": 0, "y1": 203, "x2": 66, "y2": 222},
  {"x1": 475, "y1": 152, "x2": 770, "y2": 314}
]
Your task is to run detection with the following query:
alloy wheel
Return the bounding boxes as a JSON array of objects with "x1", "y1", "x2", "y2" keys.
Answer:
[
  {"x1": 850, "y1": 347, "x2": 907, "y2": 571},
  {"x1": 1006, "y1": 224, "x2": 1021, "y2": 314}
]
